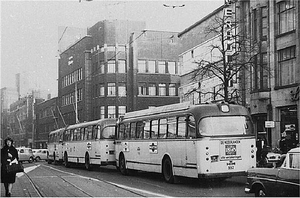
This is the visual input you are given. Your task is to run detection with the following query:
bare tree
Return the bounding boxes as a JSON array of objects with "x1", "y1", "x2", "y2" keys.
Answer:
[{"x1": 185, "y1": 11, "x2": 260, "y2": 104}]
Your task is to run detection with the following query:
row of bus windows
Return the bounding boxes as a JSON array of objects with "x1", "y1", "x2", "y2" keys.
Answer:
[
  {"x1": 48, "y1": 132, "x2": 63, "y2": 143},
  {"x1": 117, "y1": 115, "x2": 197, "y2": 140},
  {"x1": 64, "y1": 125, "x2": 116, "y2": 141},
  {"x1": 49, "y1": 125, "x2": 116, "y2": 143}
]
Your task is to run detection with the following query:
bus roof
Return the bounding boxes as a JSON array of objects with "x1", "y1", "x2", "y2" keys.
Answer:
[
  {"x1": 66, "y1": 118, "x2": 117, "y2": 130},
  {"x1": 122, "y1": 103, "x2": 250, "y2": 121},
  {"x1": 49, "y1": 127, "x2": 66, "y2": 135}
]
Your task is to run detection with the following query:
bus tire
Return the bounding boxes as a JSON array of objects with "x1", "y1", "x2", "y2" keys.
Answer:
[
  {"x1": 64, "y1": 152, "x2": 70, "y2": 168},
  {"x1": 119, "y1": 153, "x2": 128, "y2": 175},
  {"x1": 85, "y1": 153, "x2": 92, "y2": 171},
  {"x1": 162, "y1": 157, "x2": 175, "y2": 183},
  {"x1": 53, "y1": 152, "x2": 58, "y2": 165}
]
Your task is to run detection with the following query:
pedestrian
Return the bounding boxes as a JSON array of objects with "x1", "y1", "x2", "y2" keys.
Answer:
[{"x1": 1, "y1": 137, "x2": 19, "y2": 197}]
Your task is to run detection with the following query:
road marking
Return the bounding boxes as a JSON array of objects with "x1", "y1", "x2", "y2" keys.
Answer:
[
  {"x1": 17, "y1": 164, "x2": 40, "y2": 177},
  {"x1": 43, "y1": 164, "x2": 173, "y2": 197}
]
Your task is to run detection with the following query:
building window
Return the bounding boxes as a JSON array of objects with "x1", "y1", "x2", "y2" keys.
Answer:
[
  {"x1": 148, "y1": 60, "x2": 156, "y2": 73},
  {"x1": 169, "y1": 84, "x2": 176, "y2": 96},
  {"x1": 107, "y1": 61, "x2": 115, "y2": 73},
  {"x1": 278, "y1": 46, "x2": 296, "y2": 86},
  {"x1": 118, "y1": 106, "x2": 126, "y2": 117},
  {"x1": 107, "y1": 46, "x2": 115, "y2": 52},
  {"x1": 149, "y1": 84, "x2": 156, "y2": 96},
  {"x1": 158, "y1": 61, "x2": 166, "y2": 73},
  {"x1": 252, "y1": 9, "x2": 258, "y2": 41},
  {"x1": 168, "y1": 62, "x2": 176, "y2": 74},
  {"x1": 118, "y1": 83, "x2": 126, "y2": 96},
  {"x1": 107, "y1": 83, "x2": 116, "y2": 96},
  {"x1": 261, "y1": 7, "x2": 268, "y2": 38},
  {"x1": 108, "y1": 106, "x2": 116, "y2": 118},
  {"x1": 99, "y1": 84, "x2": 105, "y2": 96},
  {"x1": 118, "y1": 60, "x2": 126, "y2": 73},
  {"x1": 252, "y1": 53, "x2": 269, "y2": 91},
  {"x1": 158, "y1": 83, "x2": 166, "y2": 96},
  {"x1": 278, "y1": 0, "x2": 295, "y2": 34},
  {"x1": 138, "y1": 83, "x2": 147, "y2": 96},
  {"x1": 118, "y1": 45, "x2": 126, "y2": 52},
  {"x1": 99, "y1": 61, "x2": 104, "y2": 73},
  {"x1": 138, "y1": 60, "x2": 146, "y2": 73},
  {"x1": 100, "y1": 106, "x2": 105, "y2": 119}
]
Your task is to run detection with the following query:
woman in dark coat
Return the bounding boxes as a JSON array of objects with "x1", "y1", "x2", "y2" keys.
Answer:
[{"x1": 1, "y1": 137, "x2": 19, "y2": 197}]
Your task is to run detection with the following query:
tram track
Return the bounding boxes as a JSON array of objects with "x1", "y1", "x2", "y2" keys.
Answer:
[{"x1": 26, "y1": 164, "x2": 147, "y2": 197}]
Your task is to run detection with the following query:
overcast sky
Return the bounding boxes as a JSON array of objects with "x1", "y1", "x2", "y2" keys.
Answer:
[{"x1": 1, "y1": 0, "x2": 223, "y2": 97}]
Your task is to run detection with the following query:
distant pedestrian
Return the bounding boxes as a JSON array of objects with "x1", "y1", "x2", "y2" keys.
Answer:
[{"x1": 1, "y1": 137, "x2": 19, "y2": 197}]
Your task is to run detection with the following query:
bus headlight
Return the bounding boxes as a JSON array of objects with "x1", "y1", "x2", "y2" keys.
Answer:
[{"x1": 211, "y1": 155, "x2": 219, "y2": 162}]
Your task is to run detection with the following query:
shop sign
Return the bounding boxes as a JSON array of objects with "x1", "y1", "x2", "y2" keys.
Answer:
[
  {"x1": 290, "y1": 86, "x2": 299, "y2": 101},
  {"x1": 265, "y1": 121, "x2": 275, "y2": 128}
]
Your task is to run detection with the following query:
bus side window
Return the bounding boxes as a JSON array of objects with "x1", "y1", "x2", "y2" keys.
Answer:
[
  {"x1": 87, "y1": 126, "x2": 93, "y2": 140},
  {"x1": 92, "y1": 125, "x2": 98, "y2": 139},
  {"x1": 151, "y1": 120, "x2": 159, "y2": 139},
  {"x1": 81, "y1": 128, "x2": 85, "y2": 140},
  {"x1": 177, "y1": 117, "x2": 186, "y2": 138},
  {"x1": 136, "y1": 121, "x2": 145, "y2": 139},
  {"x1": 167, "y1": 117, "x2": 177, "y2": 138},
  {"x1": 159, "y1": 119, "x2": 167, "y2": 138},
  {"x1": 130, "y1": 123, "x2": 136, "y2": 139},
  {"x1": 119, "y1": 124, "x2": 126, "y2": 139},
  {"x1": 143, "y1": 120, "x2": 151, "y2": 139},
  {"x1": 70, "y1": 129, "x2": 74, "y2": 141},
  {"x1": 84, "y1": 127, "x2": 88, "y2": 140},
  {"x1": 187, "y1": 116, "x2": 196, "y2": 139}
]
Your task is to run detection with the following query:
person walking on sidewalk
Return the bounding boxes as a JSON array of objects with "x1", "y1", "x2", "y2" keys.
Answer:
[{"x1": 1, "y1": 137, "x2": 19, "y2": 197}]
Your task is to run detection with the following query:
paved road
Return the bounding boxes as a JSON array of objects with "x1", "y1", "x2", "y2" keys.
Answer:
[{"x1": 1, "y1": 161, "x2": 253, "y2": 197}]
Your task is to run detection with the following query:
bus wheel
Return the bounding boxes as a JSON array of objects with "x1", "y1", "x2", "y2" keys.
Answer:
[
  {"x1": 85, "y1": 153, "x2": 92, "y2": 171},
  {"x1": 64, "y1": 152, "x2": 69, "y2": 168},
  {"x1": 162, "y1": 157, "x2": 175, "y2": 183},
  {"x1": 53, "y1": 153, "x2": 58, "y2": 165},
  {"x1": 119, "y1": 153, "x2": 128, "y2": 175}
]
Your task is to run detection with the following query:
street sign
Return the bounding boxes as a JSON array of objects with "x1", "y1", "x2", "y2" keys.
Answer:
[{"x1": 265, "y1": 121, "x2": 275, "y2": 128}]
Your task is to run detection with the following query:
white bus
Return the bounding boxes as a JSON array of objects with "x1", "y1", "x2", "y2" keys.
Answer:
[
  {"x1": 62, "y1": 118, "x2": 117, "y2": 170},
  {"x1": 115, "y1": 102, "x2": 256, "y2": 183},
  {"x1": 47, "y1": 128, "x2": 66, "y2": 164}
]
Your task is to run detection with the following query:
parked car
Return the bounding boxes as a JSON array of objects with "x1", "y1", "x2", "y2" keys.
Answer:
[
  {"x1": 16, "y1": 147, "x2": 34, "y2": 163},
  {"x1": 33, "y1": 149, "x2": 48, "y2": 161},
  {"x1": 245, "y1": 147, "x2": 300, "y2": 197}
]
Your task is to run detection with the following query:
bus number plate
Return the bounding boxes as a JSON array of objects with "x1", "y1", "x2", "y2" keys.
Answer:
[{"x1": 225, "y1": 145, "x2": 236, "y2": 155}]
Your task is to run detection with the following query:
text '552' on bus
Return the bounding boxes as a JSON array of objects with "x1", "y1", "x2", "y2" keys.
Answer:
[
  {"x1": 115, "y1": 102, "x2": 256, "y2": 183},
  {"x1": 47, "y1": 118, "x2": 117, "y2": 170}
]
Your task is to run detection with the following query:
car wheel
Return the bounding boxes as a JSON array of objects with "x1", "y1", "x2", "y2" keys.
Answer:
[
  {"x1": 162, "y1": 157, "x2": 175, "y2": 183},
  {"x1": 255, "y1": 186, "x2": 266, "y2": 197},
  {"x1": 28, "y1": 157, "x2": 34, "y2": 163},
  {"x1": 36, "y1": 156, "x2": 41, "y2": 162}
]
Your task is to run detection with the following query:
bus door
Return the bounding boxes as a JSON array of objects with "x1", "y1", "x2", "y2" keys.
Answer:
[{"x1": 185, "y1": 116, "x2": 198, "y2": 178}]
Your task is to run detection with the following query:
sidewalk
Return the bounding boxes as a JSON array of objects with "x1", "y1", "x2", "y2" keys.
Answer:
[{"x1": 1, "y1": 172, "x2": 40, "y2": 197}]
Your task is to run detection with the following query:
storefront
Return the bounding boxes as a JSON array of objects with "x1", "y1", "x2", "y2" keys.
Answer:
[{"x1": 278, "y1": 106, "x2": 299, "y2": 153}]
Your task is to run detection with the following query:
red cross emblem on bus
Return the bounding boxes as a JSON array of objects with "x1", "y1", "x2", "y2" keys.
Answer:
[{"x1": 149, "y1": 142, "x2": 158, "y2": 154}]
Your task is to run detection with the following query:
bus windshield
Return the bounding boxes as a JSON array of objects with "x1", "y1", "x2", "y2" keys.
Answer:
[
  {"x1": 199, "y1": 116, "x2": 253, "y2": 136},
  {"x1": 102, "y1": 126, "x2": 116, "y2": 139}
]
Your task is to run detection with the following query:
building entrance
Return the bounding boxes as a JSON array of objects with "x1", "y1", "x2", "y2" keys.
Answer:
[{"x1": 279, "y1": 106, "x2": 298, "y2": 153}]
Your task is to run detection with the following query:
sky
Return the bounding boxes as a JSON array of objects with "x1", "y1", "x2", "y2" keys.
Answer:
[{"x1": 1, "y1": 0, "x2": 224, "y2": 97}]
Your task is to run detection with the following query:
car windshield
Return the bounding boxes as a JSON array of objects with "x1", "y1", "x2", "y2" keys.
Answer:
[{"x1": 199, "y1": 116, "x2": 254, "y2": 136}]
